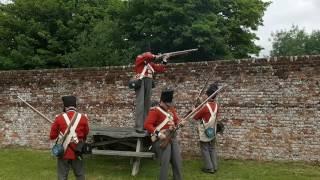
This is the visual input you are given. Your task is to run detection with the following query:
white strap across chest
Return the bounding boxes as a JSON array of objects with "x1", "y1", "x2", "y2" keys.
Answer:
[
  {"x1": 138, "y1": 64, "x2": 155, "y2": 79},
  {"x1": 154, "y1": 107, "x2": 173, "y2": 132},
  {"x1": 198, "y1": 103, "x2": 218, "y2": 142},
  {"x1": 62, "y1": 113, "x2": 82, "y2": 151},
  {"x1": 138, "y1": 65, "x2": 148, "y2": 79},
  {"x1": 146, "y1": 63, "x2": 155, "y2": 73},
  {"x1": 203, "y1": 103, "x2": 217, "y2": 125},
  {"x1": 62, "y1": 113, "x2": 82, "y2": 131}
]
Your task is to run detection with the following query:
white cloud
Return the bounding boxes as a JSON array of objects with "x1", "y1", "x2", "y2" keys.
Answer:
[
  {"x1": 0, "y1": 0, "x2": 11, "y2": 4},
  {"x1": 255, "y1": 0, "x2": 320, "y2": 57}
]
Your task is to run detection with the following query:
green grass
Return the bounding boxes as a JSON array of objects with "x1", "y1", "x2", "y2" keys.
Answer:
[{"x1": 0, "y1": 148, "x2": 319, "y2": 180}]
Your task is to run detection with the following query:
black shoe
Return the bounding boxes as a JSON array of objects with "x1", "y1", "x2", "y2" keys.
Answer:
[
  {"x1": 135, "y1": 129, "x2": 145, "y2": 133},
  {"x1": 201, "y1": 168, "x2": 215, "y2": 174}
]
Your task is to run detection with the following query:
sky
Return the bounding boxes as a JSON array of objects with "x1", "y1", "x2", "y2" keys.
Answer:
[
  {"x1": 1, "y1": 0, "x2": 320, "y2": 57},
  {"x1": 255, "y1": 0, "x2": 320, "y2": 57},
  {"x1": 0, "y1": 0, "x2": 8, "y2": 4}
]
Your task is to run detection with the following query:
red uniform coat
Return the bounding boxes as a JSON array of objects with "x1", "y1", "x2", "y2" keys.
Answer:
[
  {"x1": 144, "y1": 106, "x2": 180, "y2": 133},
  {"x1": 50, "y1": 110, "x2": 89, "y2": 160},
  {"x1": 193, "y1": 102, "x2": 219, "y2": 123},
  {"x1": 135, "y1": 52, "x2": 166, "y2": 77}
]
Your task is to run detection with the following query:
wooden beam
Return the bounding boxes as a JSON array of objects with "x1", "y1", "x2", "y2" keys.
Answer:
[
  {"x1": 92, "y1": 140, "x2": 136, "y2": 148},
  {"x1": 92, "y1": 139, "x2": 119, "y2": 147},
  {"x1": 132, "y1": 138, "x2": 142, "y2": 176},
  {"x1": 92, "y1": 149, "x2": 154, "y2": 158},
  {"x1": 90, "y1": 127, "x2": 148, "y2": 138}
]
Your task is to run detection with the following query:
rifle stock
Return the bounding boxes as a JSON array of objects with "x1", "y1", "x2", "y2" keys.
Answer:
[{"x1": 159, "y1": 129, "x2": 173, "y2": 149}]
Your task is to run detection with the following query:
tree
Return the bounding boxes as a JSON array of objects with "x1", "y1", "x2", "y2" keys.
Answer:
[
  {"x1": 66, "y1": 0, "x2": 136, "y2": 67},
  {"x1": 0, "y1": 0, "x2": 74, "y2": 69},
  {"x1": 305, "y1": 31, "x2": 320, "y2": 55},
  {"x1": 0, "y1": 0, "x2": 270, "y2": 70},
  {"x1": 118, "y1": 0, "x2": 270, "y2": 61},
  {"x1": 270, "y1": 25, "x2": 320, "y2": 56},
  {"x1": 67, "y1": 17, "x2": 138, "y2": 67},
  {"x1": 0, "y1": 0, "x2": 112, "y2": 69}
]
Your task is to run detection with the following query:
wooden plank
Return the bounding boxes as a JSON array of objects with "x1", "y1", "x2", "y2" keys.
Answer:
[
  {"x1": 132, "y1": 138, "x2": 142, "y2": 176},
  {"x1": 91, "y1": 131, "x2": 147, "y2": 138},
  {"x1": 92, "y1": 139, "x2": 119, "y2": 147},
  {"x1": 91, "y1": 127, "x2": 137, "y2": 132},
  {"x1": 93, "y1": 140, "x2": 136, "y2": 148},
  {"x1": 92, "y1": 149, "x2": 154, "y2": 158},
  {"x1": 90, "y1": 127, "x2": 148, "y2": 138},
  {"x1": 119, "y1": 142, "x2": 136, "y2": 149}
]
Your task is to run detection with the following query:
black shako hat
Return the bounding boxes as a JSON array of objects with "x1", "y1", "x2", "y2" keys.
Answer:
[
  {"x1": 62, "y1": 96, "x2": 77, "y2": 107},
  {"x1": 206, "y1": 83, "x2": 219, "y2": 97},
  {"x1": 160, "y1": 89, "x2": 174, "y2": 106}
]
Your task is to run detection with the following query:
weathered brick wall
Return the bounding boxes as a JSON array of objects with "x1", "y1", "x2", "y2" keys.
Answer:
[{"x1": 0, "y1": 56, "x2": 319, "y2": 162}]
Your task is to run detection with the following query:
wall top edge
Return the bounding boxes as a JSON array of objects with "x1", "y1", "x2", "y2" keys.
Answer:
[{"x1": 1, "y1": 54, "x2": 319, "y2": 73}]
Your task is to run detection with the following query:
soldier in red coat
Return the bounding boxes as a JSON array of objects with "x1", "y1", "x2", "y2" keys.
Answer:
[
  {"x1": 192, "y1": 83, "x2": 220, "y2": 174},
  {"x1": 134, "y1": 52, "x2": 166, "y2": 133},
  {"x1": 144, "y1": 89, "x2": 183, "y2": 180},
  {"x1": 50, "y1": 96, "x2": 89, "y2": 180}
]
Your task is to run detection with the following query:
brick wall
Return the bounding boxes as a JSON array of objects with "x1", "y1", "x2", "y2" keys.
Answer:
[{"x1": 0, "y1": 56, "x2": 319, "y2": 162}]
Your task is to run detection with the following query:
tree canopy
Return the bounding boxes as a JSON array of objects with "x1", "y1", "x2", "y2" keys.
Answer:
[
  {"x1": 270, "y1": 25, "x2": 320, "y2": 56},
  {"x1": 0, "y1": 0, "x2": 270, "y2": 70}
]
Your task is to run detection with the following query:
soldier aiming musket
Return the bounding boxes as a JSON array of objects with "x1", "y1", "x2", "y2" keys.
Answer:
[{"x1": 131, "y1": 48, "x2": 198, "y2": 134}]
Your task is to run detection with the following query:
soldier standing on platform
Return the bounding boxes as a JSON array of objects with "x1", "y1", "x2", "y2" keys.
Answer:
[
  {"x1": 50, "y1": 96, "x2": 89, "y2": 180},
  {"x1": 192, "y1": 83, "x2": 220, "y2": 174},
  {"x1": 134, "y1": 52, "x2": 167, "y2": 133},
  {"x1": 144, "y1": 89, "x2": 183, "y2": 180}
]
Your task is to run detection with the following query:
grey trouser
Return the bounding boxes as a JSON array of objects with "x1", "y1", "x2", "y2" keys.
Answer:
[
  {"x1": 57, "y1": 158, "x2": 85, "y2": 180},
  {"x1": 135, "y1": 77, "x2": 153, "y2": 131},
  {"x1": 153, "y1": 137, "x2": 183, "y2": 180},
  {"x1": 200, "y1": 140, "x2": 218, "y2": 171}
]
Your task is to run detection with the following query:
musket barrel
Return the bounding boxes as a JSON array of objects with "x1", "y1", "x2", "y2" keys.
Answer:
[
  {"x1": 184, "y1": 85, "x2": 225, "y2": 121},
  {"x1": 159, "y1": 85, "x2": 225, "y2": 149},
  {"x1": 164, "y1": 48, "x2": 198, "y2": 56},
  {"x1": 17, "y1": 96, "x2": 54, "y2": 124},
  {"x1": 17, "y1": 96, "x2": 65, "y2": 138},
  {"x1": 157, "y1": 48, "x2": 198, "y2": 61}
]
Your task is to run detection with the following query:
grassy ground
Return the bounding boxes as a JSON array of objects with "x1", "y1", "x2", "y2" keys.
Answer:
[{"x1": 0, "y1": 148, "x2": 319, "y2": 180}]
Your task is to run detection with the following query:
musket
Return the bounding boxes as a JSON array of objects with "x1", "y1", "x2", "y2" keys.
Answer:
[
  {"x1": 156, "y1": 48, "x2": 198, "y2": 62},
  {"x1": 17, "y1": 96, "x2": 53, "y2": 123},
  {"x1": 184, "y1": 64, "x2": 218, "y2": 117},
  {"x1": 17, "y1": 96, "x2": 63, "y2": 136},
  {"x1": 182, "y1": 78, "x2": 210, "y2": 119},
  {"x1": 196, "y1": 64, "x2": 218, "y2": 103},
  {"x1": 159, "y1": 85, "x2": 226, "y2": 149}
]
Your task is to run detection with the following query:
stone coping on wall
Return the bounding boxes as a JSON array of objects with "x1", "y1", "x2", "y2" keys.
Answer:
[{"x1": 1, "y1": 54, "x2": 320, "y2": 73}]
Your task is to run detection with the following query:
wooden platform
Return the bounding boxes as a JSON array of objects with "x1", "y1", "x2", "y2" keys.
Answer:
[
  {"x1": 92, "y1": 149, "x2": 154, "y2": 158},
  {"x1": 90, "y1": 127, "x2": 148, "y2": 138},
  {"x1": 89, "y1": 127, "x2": 155, "y2": 176}
]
